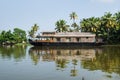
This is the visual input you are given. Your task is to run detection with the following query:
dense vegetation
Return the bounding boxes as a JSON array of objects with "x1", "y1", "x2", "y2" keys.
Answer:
[
  {"x1": 80, "y1": 12, "x2": 120, "y2": 44},
  {"x1": 55, "y1": 12, "x2": 120, "y2": 44},
  {"x1": 0, "y1": 24, "x2": 39, "y2": 45},
  {"x1": 0, "y1": 28, "x2": 27, "y2": 45}
]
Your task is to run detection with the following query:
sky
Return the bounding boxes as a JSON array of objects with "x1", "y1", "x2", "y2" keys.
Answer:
[{"x1": 0, "y1": 0, "x2": 120, "y2": 32}]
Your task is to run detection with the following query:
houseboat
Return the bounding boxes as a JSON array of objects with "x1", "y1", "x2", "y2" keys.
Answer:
[{"x1": 29, "y1": 32, "x2": 103, "y2": 46}]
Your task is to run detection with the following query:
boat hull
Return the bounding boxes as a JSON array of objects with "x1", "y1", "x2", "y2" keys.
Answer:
[{"x1": 29, "y1": 39, "x2": 103, "y2": 46}]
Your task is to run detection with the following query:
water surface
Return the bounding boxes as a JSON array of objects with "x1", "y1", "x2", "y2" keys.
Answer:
[{"x1": 0, "y1": 45, "x2": 120, "y2": 80}]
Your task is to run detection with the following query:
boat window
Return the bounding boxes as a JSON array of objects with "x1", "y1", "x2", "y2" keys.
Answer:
[
  {"x1": 77, "y1": 38, "x2": 81, "y2": 42},
  {"x1": 86, "y1": 37, "x2": 89, "y2": 39},
  {"x1": 66, "y1": 38, "x2": 71, "y2": 42},
  {"x1": 57, "y1": 38, "x2": 61, "y2": 42}
]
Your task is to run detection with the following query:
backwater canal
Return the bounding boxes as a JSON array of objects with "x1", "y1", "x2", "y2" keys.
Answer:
[{"x1": 0, "y1": 45, "x2": 120, "y2": 80}]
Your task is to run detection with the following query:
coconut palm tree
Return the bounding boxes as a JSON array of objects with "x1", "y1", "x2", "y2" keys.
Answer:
[
  {"x1": 114, "y1": 11, "x2": 120, "y2": 30},
  {"x1": 28, "y1": 24, "x2": 39, "y2": 38},
  {"x1": 70, "y1": 12, "x2": 80, "y2": 31},
  {"x1": 101, "y1": 12, "x2": 117, "y2": 42},
  {"x1": 70, "y1": 12, "x2": 78, "y2": 23},
  {"x1": 80, "y1": 18, "x2": 88, "y2": 32},
  {"x1": 114, "y1": 12, "x2": 120, "y2": 42},
  {"x1": 32, "y1": 24, "x2": 39, "y2": 32},
  {"x1": 80, "y1": 11, "x2": 120, "y2": 43},
  {"x1": 101, "y1": 12, "x2": 115, "y2": 28},
  {"x1": 80, "y1": 18, "x2": 93, "y2": 32},
  {"x1": 55, "y1": 20, "x2": 69, "y2": 32}
]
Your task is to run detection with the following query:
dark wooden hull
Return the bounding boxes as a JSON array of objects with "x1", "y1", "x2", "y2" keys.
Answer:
[{"x1": 29, "y1": 39, "x2": 104, "y2": 46}]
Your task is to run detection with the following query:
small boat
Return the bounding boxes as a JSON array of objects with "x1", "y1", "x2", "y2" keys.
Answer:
[{"x1": 29, "y1": 32, "x2": 104, "y2": 46}]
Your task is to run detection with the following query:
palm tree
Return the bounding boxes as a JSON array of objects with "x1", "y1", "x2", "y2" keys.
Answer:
[
  {"x1": 101, "y1": 12, "x2": 117, "y2": 42},
  {"x1": 80, "y1": 11, "x2": 120, "y2": 43},
  {"x1": 71, "y1": 23, "x2": 79, "y2": 32},
  {"x1": 101, "y1": 12, "x2": 115, "y2": 28},
  {"x1": 114, "y1": 11, "x2": 120, "y2": 30},
  {"x1": 80, "y1": 18, "x2": 93, "y2": 32},
  {"x1": 80, "y1": 18, "x2": 88, "y2": 32},
  {"x1": 32, "y1": 24, "x2": 39, "y2": 32},
  {"x1": 55, "y1": 20, "x2": 69, "y2": 32},
  {"x1": 28, "y1": 24, "x2": 39, "y2": 38},
  {"x1": 70, "y1": 12, "x2": 78, "y2": 23},
  {"x1": 114, "y1": 12, "x2": 120, "y2": 42},
  {"x1": 64, "y1": 25, "x2": 70, "y2": 32},
  {"x1": 70, "y1": 12, "x2": 79, "y2": 31}
]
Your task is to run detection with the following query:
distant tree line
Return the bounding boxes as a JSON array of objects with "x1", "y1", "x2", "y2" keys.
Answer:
[
  {"x1": 80, "y1": 12, "x2": 120, "y2": 44},
  {"x1": 0, "y1": 28, "x2": 27, "y2": 45},
  {"x1": 55, "y1": 12, "x2": 120, "y2": 44},
  {"x1": 0, "y1": 24, "x2": 39, "y2": 45}
]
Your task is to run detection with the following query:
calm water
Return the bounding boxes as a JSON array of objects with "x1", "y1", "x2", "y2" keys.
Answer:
[{"x1": 0, "y1": 45, "x2": 120, "y2": 80}]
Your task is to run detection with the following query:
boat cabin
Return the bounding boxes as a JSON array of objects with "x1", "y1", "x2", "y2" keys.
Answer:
[{"x1": 36, "y1": 32, "x2": 96, "y2": 43}]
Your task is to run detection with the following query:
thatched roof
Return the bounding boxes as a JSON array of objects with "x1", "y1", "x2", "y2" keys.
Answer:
[
  {"x1": 39, "y1": 32, "x2": 95, "y2": 38},
  {"x1": 55, "y1": 32, "x2": 95, "y2": 37}
]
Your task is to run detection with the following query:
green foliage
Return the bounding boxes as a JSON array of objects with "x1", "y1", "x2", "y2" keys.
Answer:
[
  {"x1": 80, "y1": 12, "x2": 120, "y2": 44},
  {"x1": 0, "y1": 30, "x2": 14, "y2": 44},
  {"x1": 28, "y1": 24, "x2": 39, "y2": 38},
  {"x1": 13, "y1": 28, "x2": 27, "y2": 43},
  {"x1": 70, "y1": 12, "x2": 78, "y2": 22},
  {"x1": 71, "y1": 22, "x2": 80, "y2": 32},
  {"x1": 0, "y1": 28, "x2": 27, "y2": 45},
  {"x1": 55, "y1": 12, "x2": 80, "y2": 32},
  {"x1": 54, "y1": 11, "x2": 120, "y2": 43},
  {"x1": 0, "y1": 45, "x2": 27, "y2": 61},
  {"x1": 70, "y1": 12, "x2": 80, "y2": 31},
  {"x1": 81, "y1": 46, "x2": 120, "y2": 74},
  {"x1": 55, "y1": 20, "x2": 69, "y2": 32}
]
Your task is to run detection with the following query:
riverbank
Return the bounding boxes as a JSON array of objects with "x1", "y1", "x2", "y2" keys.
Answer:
[
  {"x1": 15, "y1": 43, "x2": 31, "y2": 46},
  {"x1": 102, "y1": 44, "x2": 120, "y2": 47},
  {"x1": 0, "y1": 43, "x2": 31, "y2": 47}
]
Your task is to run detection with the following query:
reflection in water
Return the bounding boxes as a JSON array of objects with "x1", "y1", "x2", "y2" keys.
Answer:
[
  {"x1": 29, "y1": 46, "x2": 98, "y2": 63},
  {"x1": 56, "y1": 58, "x2": 69, "y2": 71},
  {"x1": 0, "y1": 45, "x2": 26, "y2": 61},
  {"x1": 29, "y1": 47, "x2": 97, "y2": 62},
  {"x1": 81, "y1": 46, "x2": 120, "y2": 75},
  {"x1": 29, "y1": 46, "x2": 120, "y2": 78},
  {"x1": 29, "y1": 46, "x2": 102, "y2": 77},
  {"x1": 71, "y1": 59, "x2": 78, "y2": 77}
]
